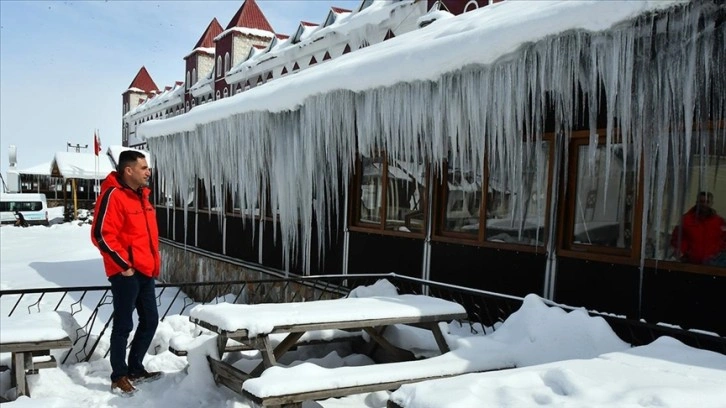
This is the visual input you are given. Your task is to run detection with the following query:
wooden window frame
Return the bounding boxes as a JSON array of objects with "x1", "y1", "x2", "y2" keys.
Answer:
[
  {"x1": 557, "y1": 130, "x2": 644, "y2": 262},
  {"x1": 432, "y1": 136, "x2": 554, "y2": 253},
  {"x1": 349, "y1": 153, "x2": 428, "y2": 239}
]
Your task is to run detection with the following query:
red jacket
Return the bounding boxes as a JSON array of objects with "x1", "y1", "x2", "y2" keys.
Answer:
[
  {"x1": 91, "y1": 172, "x2": 160, "y2": 278},
  {"x1": 671, "y1": 207, "x2": 726, "y2": 264}
]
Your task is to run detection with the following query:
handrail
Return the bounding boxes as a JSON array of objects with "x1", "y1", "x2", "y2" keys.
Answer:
[{"x1": 1, "y1": 273, "x2": 724, "y2": 365}]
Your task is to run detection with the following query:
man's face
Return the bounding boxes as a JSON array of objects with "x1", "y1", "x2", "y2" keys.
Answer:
[
  {"x1": 696, "y1": 194, "x2": 713, "y2": 213},
  {"x1": 125, "y1": 158, "x2": 151, "y2": 189}
]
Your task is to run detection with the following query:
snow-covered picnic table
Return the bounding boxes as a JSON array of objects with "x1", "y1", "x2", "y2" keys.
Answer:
[
  {"x1": 0, "y1": 312, "x2": 72, "y2": 398},
  {"x1": 188, "y1": 295, "x2": 467, "y2": 401}
]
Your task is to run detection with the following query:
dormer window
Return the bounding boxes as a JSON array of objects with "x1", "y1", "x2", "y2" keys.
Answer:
[{"x1": 358, "y1": 0, "x2": 374, "y2": 12}]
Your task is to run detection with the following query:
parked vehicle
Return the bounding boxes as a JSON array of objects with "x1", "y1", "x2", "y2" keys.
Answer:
[{"x1": 0, "y1": 193, "x2": 49, "y2": 226}]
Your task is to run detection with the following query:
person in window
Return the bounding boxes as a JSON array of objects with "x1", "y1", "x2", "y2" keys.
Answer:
[{"x1": 670, "y1": 192, "x2": 726, "y2": 266}]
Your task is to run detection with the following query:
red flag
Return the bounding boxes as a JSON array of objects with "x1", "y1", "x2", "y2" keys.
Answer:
[{"x1": 94, "y1": 131, "x2": 101, "y2": 155}]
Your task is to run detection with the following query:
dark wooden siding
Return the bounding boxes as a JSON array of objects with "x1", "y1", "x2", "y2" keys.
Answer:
[
  {"x1": 348, "y1": 232, "x2": 423, "y2": 278},
  {"x1": 429, "y1": 243, "x2": 545, "y2": 296}
]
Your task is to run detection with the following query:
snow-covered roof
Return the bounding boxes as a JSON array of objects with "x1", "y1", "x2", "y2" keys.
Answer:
[
  {"x1": 50, "y1": 152, "x2": 115, "y2": 180},
  {"x1": 214, "y1": 26, "x2": 275, "y2": 42},
  {"x1": 183, "y1": 46, "x2": 215, "y2": 59},
  {"x1": 140, "y1": 1, "x2": 681, "y2": 139},
  {"x1": 224, "y1": 0, "x2": 415, "y2": 86},
  {"x1": 189, "y1": 71, "x2": 215, "y2": 98},
  {"x1": 124, "y1": 81, "x2": 185, "y2": 119},
  {"x1": 18, "y1": 161, "x2": 53, "y2": 177}
]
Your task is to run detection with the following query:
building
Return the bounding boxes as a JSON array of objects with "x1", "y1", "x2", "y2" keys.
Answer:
[{"x1": 129, "y1": 0, "x2": 726, "y2": 336}]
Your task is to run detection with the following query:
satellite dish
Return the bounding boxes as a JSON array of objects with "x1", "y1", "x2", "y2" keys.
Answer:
[{"x1": 8, "y1": 145, "x2": 17, "y2": 167}]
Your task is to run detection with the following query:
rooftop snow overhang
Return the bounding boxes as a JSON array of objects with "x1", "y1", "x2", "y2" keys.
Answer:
[
  {"x1": 214, "y1": 26, "x2": 275, "y2": 42},
  {"x1": 138, "y1": 0, "x2": 685, "y2": 140},
  {"x1": 183, "y1": 47, "x2": 216, "y2": 60}
]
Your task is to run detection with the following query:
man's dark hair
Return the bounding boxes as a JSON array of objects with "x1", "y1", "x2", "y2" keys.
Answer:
[
  {"x1": 697, "y1": 191, "x2": 714, "y2": 201},
  {"x1": 117, "y1": 150, "x2": 146, "y2": 173}
]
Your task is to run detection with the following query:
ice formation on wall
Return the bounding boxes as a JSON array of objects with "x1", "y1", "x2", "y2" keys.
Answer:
[{"x1": 146, "y1": 1, "x2": 725, "y2": 273}]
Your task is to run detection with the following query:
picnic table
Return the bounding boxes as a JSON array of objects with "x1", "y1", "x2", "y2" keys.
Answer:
[
  {"x1": 0, "y1": 312, "x2": 72, "y2": 398},
  {"x1": 189, "y1": 295, "x2": 467, "y2": 397}
]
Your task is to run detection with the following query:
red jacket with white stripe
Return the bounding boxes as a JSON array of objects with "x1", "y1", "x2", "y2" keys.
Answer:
[{"x1": 91, "y1": 172, "x2": 160, "y2": 278}]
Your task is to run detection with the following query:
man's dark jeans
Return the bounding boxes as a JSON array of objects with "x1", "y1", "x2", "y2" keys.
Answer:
[{"x1": 109, "y1": 272, "x2": 159, "y2": 382}]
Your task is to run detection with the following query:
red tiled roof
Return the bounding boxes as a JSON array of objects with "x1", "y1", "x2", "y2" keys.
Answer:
[
  {"x1": 194, "y1": 18, "x2": 223, "y2": 48},
  {"x1": 276, "y1": 33, "x2": 290, "y2": 40},
  {"x1": 300, "y1": 21, "x2": 319, "y2": 27},
  {"x1": 331, "y1": 7, "x2": 352, "y2": 14},
  {"x1": 226, "y1": 0, "x2": 274, "y2": 32},
  {"x1": 126, "y1": 66, "x2": 158, "y2": 93}
]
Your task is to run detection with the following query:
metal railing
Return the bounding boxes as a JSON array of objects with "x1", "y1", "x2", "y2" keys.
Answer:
[{"x1": 1, "y1": 273, "x2": 725, "y2": 366}]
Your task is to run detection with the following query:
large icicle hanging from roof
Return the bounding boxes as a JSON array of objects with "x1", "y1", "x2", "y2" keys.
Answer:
[{"x1": 147, "y1": 1, "x2": 724, "y2": 274}]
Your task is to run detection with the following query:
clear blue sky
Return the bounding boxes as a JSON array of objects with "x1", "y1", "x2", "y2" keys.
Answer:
[{"x1": 0, "y1": 0, "x2": 359, "y2": 175}]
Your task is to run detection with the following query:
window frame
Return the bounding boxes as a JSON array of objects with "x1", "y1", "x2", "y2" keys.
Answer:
[
  {"x1": 557, "y1": 130, "x2": 644, "y2": 262},
  {"x1": 432, "y1": 135, "x2": 554, "y2": 252},
  {"x1": 349, "y1": 153, "x2": 428, "y2": 238}
]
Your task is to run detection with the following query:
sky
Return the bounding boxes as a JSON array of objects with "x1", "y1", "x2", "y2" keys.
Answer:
[
  {"x1": 0, "y1": 0, "x2": 359, "y2": 176},
  {"x1": 1, "y1": 212, "x2": 726, "y2": 407}
]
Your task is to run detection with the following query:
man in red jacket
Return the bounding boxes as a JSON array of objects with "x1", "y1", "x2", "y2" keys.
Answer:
[
  {"x1": 91, "y1": 150, "x2": 161, "y2": 395},
  {"x1": 671, "y1": 192, "x2": 726, "y2": 267}
]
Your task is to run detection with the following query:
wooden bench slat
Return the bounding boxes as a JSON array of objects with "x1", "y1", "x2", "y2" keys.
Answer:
[
  {"x1": 32, "y1": 356, "x2": 57, "y2": 370},
  {"x1": 207, "y1": 356, "x2": 250, "y2": 394},
  {"x1": 245, "y1": 366, "x2": 515, "y2": 407},
  {"x1": 0, "y1": 338, "x2": 72, "y2": 353}
]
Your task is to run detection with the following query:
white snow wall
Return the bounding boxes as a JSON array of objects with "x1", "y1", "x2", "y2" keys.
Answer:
[{"x1": 147, "y1": 2, "x2": 725, "y2": 274}]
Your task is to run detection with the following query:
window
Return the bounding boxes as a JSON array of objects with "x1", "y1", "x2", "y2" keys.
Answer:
[
  {"x1": 171, "y1": 183, "x2": 195, "y2": 209},
  {"x1": 224, "y1": 52, "x2": 230, "y2": 74},
  {"x1": 216, "y1": 90, "x2": 221, "y2": 100},
  {"x1": 353, "y1": 154, "x2": 427, "y2": 234},
  {"x1": 464, "y1": 0, "x2": 479, "y2": 12},
  {"x1": 565, "y1": 137, "x2": 636, "y2": 252},
  {"x1": 192, "y1": 68, "x2": 197, "y2": 85},
  {"x1": 223, "y1": 88, "x2": 229, "y2": 98},
  {"x1": 186, "y1": 71, "x2": 190, "y2": 89},
  {"x1": 438, "y1": 141, "x2": 550, "y2": 247},
  {"x1": 645, "y1": 126, "x2": 725, "y2": 267},
  {"x1": 216, "y1": 56, "x2": 222, "y2": 77},
  {"x1": 441, "y1": 154, "x2": 482, "y2": 236}
]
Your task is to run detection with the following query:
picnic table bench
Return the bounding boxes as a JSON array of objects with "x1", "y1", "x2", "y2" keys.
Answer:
[
  {"x1": 0, "y1": 312, "x2": 72, "y2": 398},
  {"x1": 189, "y1": 294, "x2": 467, "y2": 405}
]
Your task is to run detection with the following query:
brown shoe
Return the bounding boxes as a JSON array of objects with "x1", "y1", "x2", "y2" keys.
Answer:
[
  {"x1": 111, "y1": 376, "x2": 137, "y2": 396},
  {"x1": 128, "y1": 370, "x2": 162, "y2": 384}
]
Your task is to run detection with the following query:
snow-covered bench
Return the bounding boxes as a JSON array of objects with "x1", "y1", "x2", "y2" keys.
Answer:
[
  {"x1": 189, "y1": 295, "x2": 468, "y2": 400},
  {"x1": 241, "y1": 294, "x2": 634, "y2": 407},
  {"x1": 0, "y1": 312, "x2": 73, "y2": 398}
]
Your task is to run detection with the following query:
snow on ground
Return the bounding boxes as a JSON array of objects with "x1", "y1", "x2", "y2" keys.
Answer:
[{"x1": 1, "y1": 210, "x2": 725, "y2": 407}]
